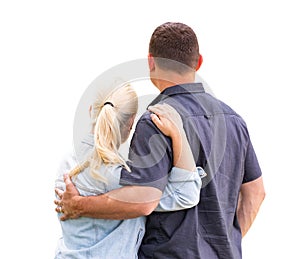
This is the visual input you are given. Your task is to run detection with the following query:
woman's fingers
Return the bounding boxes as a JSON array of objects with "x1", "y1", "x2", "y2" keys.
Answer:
[
  {"x1": 148, "y1": 105, "x2": 165, "y2": 117},
  {"x1": 150, "y1": 113, "x2": 163, "y2": 129},
  {"x1": 149, "y1": 103, "x2": 183, "y2": 129}
]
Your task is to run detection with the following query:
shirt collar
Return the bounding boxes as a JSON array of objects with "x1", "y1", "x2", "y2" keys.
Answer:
[{"x1": 149, "y1": 83, "x2": 205, "y2": 106}]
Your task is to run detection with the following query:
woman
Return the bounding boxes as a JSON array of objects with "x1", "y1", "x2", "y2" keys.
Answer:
[{"x1": 55, "y1": 83, "x2": 205, "y2": 258}]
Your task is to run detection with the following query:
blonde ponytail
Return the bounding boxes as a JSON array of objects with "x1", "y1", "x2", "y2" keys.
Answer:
[
  {"x1": 69, "y1": 160, "x2": 90, "y2": 178},
  {"x1": 70, "y1": 84, "x2": 138, "y2": 180}
]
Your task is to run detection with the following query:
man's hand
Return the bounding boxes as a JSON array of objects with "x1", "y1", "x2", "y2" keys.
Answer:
[{"x1": 54, "y1": 174, "x2": 81, "y2": 221}]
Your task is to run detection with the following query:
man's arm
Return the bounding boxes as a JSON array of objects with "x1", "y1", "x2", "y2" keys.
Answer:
[
  {"x1": 55, "y1": 174, "x2": 162, "y2": 221},
  {"x1": 237, "y1": 176, "x2": 266, "y2": 237},
  {"x1": 55, "y1": 106, "x2": 176, "y2": 221}
]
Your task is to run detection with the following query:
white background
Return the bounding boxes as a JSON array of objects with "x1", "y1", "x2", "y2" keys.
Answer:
[{"x1": 1, "y1": 1, "x2": 299, "y2": 258}]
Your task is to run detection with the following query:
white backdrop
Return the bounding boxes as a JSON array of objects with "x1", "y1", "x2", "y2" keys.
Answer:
[{"x1": 1, "y1": 1, "x2": 299, "y2": 258}]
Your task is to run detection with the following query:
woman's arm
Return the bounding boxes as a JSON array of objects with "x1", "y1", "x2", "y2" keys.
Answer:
[
  {"x1": 54, "y1": 104, "x2": 203, "y2": 220},
  {"x1": 149, "y1": 103, "x2": 195, "y2": 172},
  {"x1": 155, "y1": 166, "x2": 205, "y2": 211},
  {"x1": 149, "y1": 104, "x2": 205, "y2": 211}
]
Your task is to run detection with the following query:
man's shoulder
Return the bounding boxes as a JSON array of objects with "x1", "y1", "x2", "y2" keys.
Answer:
[
  {"x1": 137, "y1": 110, "x2": 152, "y2": 122},
  {"x1": 203, "y1": 92, "x2": 245, "y2": 119},
  {"x1": 133, "y1": 110, "x2": 164, "y2": 139}
]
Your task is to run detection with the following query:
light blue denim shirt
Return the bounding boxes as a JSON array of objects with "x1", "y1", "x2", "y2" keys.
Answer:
[{"x1": 55, "y1": 134, "x2": 205, "y2": 259}]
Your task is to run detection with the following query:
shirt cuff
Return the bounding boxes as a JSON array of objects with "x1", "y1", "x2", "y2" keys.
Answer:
[{"x1": 169, "y1": 166, "x2": 206, "y2": 182}]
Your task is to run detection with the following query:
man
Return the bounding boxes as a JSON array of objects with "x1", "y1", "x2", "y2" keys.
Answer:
[{"x1": 55, "y1": 22, "x2": 265, "y2": 258}]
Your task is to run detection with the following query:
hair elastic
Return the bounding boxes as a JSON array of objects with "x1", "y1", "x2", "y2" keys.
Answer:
[{"x1": 103, "y1": 101, "x2": 114, "y2": 107}]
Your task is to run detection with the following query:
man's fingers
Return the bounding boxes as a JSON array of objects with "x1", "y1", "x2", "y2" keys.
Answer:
[
  {"x1": 64, "y1": 173, "x2": 72, "y2": 185},
  {"x1": 55, "y1": 188, "x2": 63, "y2": 199},
  {"x1": 64, "y1": 174, "x2": 74, "y2": 191},
  {"x1": 55, "y1": 206, "x2": 61, "y2": 213},
  {"x1": 60, "y1": 211, "x2": 76, "y2": 221},
  {"x1": 60, "y1": 214, "x2": 68, "y2": 221},
  {"x1": 63, "y1": 173, "x2": 80, "y2": 196}
]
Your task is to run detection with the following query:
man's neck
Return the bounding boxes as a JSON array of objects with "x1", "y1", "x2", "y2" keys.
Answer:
[{"x1": 152, "y1": 70, "x2": 196, "y2": 92}]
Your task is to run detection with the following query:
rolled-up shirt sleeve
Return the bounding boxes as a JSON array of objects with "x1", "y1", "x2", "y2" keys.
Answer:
[{"x1": 155, "y1": 167, "x2": 205, "y2": 212}]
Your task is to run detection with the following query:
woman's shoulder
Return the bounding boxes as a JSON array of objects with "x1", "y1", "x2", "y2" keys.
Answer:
[
  {"x1": 55, "y1": 152, "x2": 78, "y2": 190},
  {"x1": 74, "y1": 164, "x2": 123, "y2": 195}
]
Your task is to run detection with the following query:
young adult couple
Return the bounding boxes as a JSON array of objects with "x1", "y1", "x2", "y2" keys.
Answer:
[{"x1": 54, "y1": 22, "x2": 265, "y2": 259}]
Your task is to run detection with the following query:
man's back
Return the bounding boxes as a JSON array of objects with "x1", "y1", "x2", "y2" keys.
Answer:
[
  {"x1": 54, "y1": 21, "x2": 264, "y2": 259},
  {"x1": 134, "y1": 83, "x2": 262, "y2": 259}
]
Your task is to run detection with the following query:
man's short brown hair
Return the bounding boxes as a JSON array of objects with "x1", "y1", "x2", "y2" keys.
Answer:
[{"x1": 149, "y1": 22, "x2": 200, "y2": 74}]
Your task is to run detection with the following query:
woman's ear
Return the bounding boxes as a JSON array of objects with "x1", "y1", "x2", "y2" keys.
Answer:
[
  {"x1": 195, "y1": 54, "x2": 203, "y2": 71},
  {"x1": 148, "y1": 53, "x2": 155, "y2": 72}
]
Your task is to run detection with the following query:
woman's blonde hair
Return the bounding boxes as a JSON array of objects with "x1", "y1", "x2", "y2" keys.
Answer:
[{"x1": 69, "y1": 84, "x2": 138, "y2": 179}]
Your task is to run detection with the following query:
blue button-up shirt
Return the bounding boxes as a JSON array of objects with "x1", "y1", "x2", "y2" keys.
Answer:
[{"x1": 120, "y1": 83, "x2": 262, "y2": 259}]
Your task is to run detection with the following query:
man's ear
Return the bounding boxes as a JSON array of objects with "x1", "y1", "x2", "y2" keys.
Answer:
[
  {"x1": 195, "y1": 54, "x2": 203, "y2": 71},
  {"x1": 148, "y1": 53, "x2": 155, "y2": 71}
]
